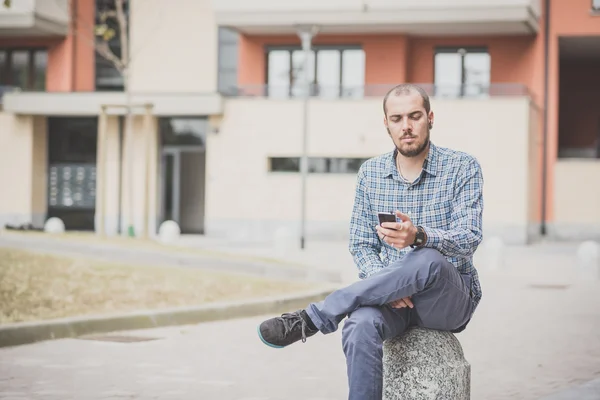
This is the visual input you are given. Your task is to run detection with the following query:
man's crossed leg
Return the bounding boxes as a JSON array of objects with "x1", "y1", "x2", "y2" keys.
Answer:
[{"x1": 257, "y1": 248, "x2": 475, "y2": 400}]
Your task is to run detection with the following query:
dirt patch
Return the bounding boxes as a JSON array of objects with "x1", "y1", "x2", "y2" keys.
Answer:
[{"x1": 0, "y1": 247, "x2": 314, "y2": 324}]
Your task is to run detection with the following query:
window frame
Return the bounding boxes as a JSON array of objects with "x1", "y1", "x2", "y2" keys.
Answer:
[
  {"x1": 433, "y1": 46, "x2": 490, "y2": 98},
  {"x1": 0, "y1": 48, "x2": 47, "y2": 90},
  {"x1": 268, "y1": 156, "x2": 370, "y2": 174},
  {"x1": 264, "y1": 45, "x2": 364, "y2": 98}
]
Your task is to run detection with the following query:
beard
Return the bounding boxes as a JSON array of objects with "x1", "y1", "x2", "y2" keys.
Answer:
[{"x1": 388, "y1": 127, "x2": 430, "y2": 158}]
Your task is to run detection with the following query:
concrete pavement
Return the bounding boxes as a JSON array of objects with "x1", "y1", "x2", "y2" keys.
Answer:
[{"x1": 1, "y1": 237, "x2": 600, "y2": 399}]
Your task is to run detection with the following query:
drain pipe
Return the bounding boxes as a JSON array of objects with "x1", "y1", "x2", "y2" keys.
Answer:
[{"x1": 541, "y1": 0, "x2": 550, "y2": 236}]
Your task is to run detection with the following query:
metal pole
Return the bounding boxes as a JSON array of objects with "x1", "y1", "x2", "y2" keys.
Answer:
[
  {"x1": 97, "y1": 106, "x2": 108, "y2": 237},
  {"x1": 297, "y1": 26, "x2": 318, "y2": 250},
  {"x1": 541, "y1": 0, "x2": 550, "y2": 236},
  {"x1": 124, "y1": 68, "x2": 135, "y2": 237}
]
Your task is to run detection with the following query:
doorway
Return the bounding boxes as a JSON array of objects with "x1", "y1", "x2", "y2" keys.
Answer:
[
  {"x1": 47, "y1": 117, "x2": 98, "y2": 231},
  {"x1": 558, "y1": 36, "x2": 600, "y2": 158},
  {"x1": 159, "y1": 117, "x2": 207, "y2": 234},
  {"x1": 161, "y1": 148, "x2": 206, "y2": 234}
]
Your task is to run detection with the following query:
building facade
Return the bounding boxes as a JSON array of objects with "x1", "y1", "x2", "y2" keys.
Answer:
[{"x1": 0, "y1": 0, "x2": 598, "y2": 244}]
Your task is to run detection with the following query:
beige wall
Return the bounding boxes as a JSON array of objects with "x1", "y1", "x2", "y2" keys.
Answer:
[
  {"x1": 129, "y1": 0, "x2": 217, "y2": 93},
  {"x1": 31, "y1": 116, "x2": 47, "y2": 228},
  {"x1": 552, "y1": 160, "x2": 600, "y2": 240},
  {"x1": 0, "y1": 112, "x2": 47, "y2": 229},
  {"x1": 205, "y1": 97, "x2": 536, "y2": 244}
]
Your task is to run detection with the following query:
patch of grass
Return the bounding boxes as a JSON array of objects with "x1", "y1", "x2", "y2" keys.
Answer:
[{"x1": 0, "y1": 248, "x2": 314, "y2": 324}]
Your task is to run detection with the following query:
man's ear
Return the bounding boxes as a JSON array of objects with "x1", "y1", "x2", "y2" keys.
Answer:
[
  {"x1": 383, "y1": 116, "x2": 389, "y2": 130},
  {"x1": 428, "y1": 111, "x2": 434, "y2": 128}
]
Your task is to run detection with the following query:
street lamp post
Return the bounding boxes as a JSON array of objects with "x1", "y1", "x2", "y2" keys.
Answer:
[{"x1": 297, "y1": 25, "x2": 319, "y2": 250}]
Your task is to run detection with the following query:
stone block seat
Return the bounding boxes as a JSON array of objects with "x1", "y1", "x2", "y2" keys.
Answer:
[{"x1": 383, "y1": 327, "x2": 470, "y2": 400}]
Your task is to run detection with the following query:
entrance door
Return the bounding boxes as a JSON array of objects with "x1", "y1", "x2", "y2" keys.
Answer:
[{"x1": 160, "y1": 147, "x2": 206, "y2": 234}]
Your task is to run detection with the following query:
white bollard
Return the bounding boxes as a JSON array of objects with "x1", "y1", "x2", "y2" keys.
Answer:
[
  {"x1": 158, "y1": 220, "x2": 181, "y2": 244},
  {"x1": 44, "y1": 217, "x2": 65, "y2": 234},
  {"x1": 576, "y1": 241, "x2": 600, "y2": 281},
  {"x1": 481, "y1": 236, "x2": 505, "y2": 271}
]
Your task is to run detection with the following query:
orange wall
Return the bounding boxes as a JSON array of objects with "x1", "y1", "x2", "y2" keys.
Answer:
[
  {"x1": 238, "y1": 34, "x2": 539, "y2": 92},
  {"x1": 363, "y1": 36, "x2": 409, "y2": 84},
  {"x1": 408, "y1": 36, "x2": 537, "y2": 98},
  {"x1": 238, "y1": 34, "x2": 411, "y2": 86},
  {"x1": 48, "y1": 0, "x2": 95, "y2": 92}
]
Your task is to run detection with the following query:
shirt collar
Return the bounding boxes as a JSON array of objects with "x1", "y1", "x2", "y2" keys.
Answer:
[{"x1": 384, "y1": 142, "x2": 439, "y2": 178}]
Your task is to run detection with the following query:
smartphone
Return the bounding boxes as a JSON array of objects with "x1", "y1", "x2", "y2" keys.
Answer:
[{"x1": 377, "y1": 212, "x2": 397, "y2": 228}]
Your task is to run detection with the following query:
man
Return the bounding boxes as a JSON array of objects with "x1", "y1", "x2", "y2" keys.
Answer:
[{"x1": 257, "y1": 83, "x2": 484, "y2": 400}]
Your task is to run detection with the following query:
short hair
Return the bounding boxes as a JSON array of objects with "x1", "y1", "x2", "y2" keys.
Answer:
[{"x1": 383, "y1": 83, "x2": 431, "y2": 116}]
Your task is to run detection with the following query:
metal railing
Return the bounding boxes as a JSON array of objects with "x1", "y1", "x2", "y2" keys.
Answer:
[{"x1": 222, "y1": 83, "x2": 531, "y2": 99}]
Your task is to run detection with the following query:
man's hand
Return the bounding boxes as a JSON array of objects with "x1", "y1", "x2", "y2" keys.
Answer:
[
  {"x1": 389, "y1": 296, "x2": 414, "y2": 309},
  {"x1": 376, "y1": 211, "x2": 417, "y2": 249}
]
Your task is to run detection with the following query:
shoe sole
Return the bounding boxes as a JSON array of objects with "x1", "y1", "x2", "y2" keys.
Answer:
[{"x1": 256, "y1": 325, "x2": 284, "y2": 349}]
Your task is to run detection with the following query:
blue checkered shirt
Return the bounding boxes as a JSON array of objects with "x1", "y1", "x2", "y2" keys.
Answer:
[{"x1": 349, "y1": 142, "x2": 484, "y2": 308}]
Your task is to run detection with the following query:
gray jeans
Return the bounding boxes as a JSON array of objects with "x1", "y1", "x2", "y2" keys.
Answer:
[{"x1": 305, "y1": 248, "x2": 475, "y2": 400}]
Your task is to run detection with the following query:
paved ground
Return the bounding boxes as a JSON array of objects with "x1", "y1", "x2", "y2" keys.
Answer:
[{"x1": 1, "y1": 234, "x2": 600, "y2": 399}]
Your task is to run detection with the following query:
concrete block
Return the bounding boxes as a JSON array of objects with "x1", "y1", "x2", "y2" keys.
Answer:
[{"x1": 383, "y1": 327, "x2": 470, "y2": 400}]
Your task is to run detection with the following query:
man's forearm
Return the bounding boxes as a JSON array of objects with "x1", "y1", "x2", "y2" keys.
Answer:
[{"x1": 422, "y1": 226, "x2": 482, "y2": 258}]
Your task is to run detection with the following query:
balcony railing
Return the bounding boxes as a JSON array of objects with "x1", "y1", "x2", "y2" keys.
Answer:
[{"x1": 222, "y1": 83, "x2": 531, "y2": 99}]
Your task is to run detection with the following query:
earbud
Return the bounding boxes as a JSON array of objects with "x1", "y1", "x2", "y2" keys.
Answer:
[{"x1": 428, "y1": 121, "x2": 433, "y2": 129}]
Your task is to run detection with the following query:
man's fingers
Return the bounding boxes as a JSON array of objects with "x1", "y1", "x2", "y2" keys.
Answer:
[
  {"x1": 390, "y1": 297, "x2": 413, "y2": 309},
  {"x1": 381, "y1": 222, "x2": 402, "y2": 231},
  {"x1": 378, "y1": 225, "x2": 403, "y2": 236},
  {"x1": 390, "y1": 299, "x2": 408, "y2": 308},
  {"x1": 395, "y1": 211, "x2": 411, "y2": 222}
]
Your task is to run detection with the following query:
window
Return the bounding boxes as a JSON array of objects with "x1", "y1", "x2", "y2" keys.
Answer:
[
  {"x1": 0, "y1": 48, "x2": 47, "y2": 90},
  {"x1": 434, "y1": 48, "x2": 490, "y2": 98},
  {"x1": 266, "y1": 46, "x2": 365, "y2": 99},
  {"x1": 269, "y1": 157, "x2": 369, "y2": 174},
  {"x1": 217, "y1": 28, "x2": 239, "y2": 95},
  {"x1": 593, "y1": 0, "x2": 600, "y2": 10},
  {"x1": 159, "y1": 117, "x2": 207, "y2": 146},
  {"x1": 95, "y1": 0, "x2": 129, "y2": 91}
]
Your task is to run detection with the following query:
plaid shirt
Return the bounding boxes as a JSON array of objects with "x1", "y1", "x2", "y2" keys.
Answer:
[{"x1": 349, "y1": 142, "x2": 484, "y2": 308}]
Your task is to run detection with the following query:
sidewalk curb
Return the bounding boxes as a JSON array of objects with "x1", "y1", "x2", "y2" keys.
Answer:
[{"x1": 0, "y1": 286, "x2": 338, "y2": 348}]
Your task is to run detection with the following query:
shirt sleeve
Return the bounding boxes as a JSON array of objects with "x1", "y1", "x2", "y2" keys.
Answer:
[
  {"x1": 422, "y1": 158, "x2": 484, "y2": 258},
  {"x1": 348, "y1": 167, "x2": 386, "y2": 279}
]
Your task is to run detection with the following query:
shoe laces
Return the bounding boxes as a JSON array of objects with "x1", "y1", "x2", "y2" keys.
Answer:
[{"x1": 281, "y1": 311, "x2": 309, "y2": 343}]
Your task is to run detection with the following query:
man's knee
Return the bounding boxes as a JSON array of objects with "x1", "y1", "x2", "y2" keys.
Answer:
[
  {"x1": 403, "y1": 248, "x2": 449, "y2": 277},
  {"x1": 342, "y1": 307, "x2": 383, "y2": 345}
]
